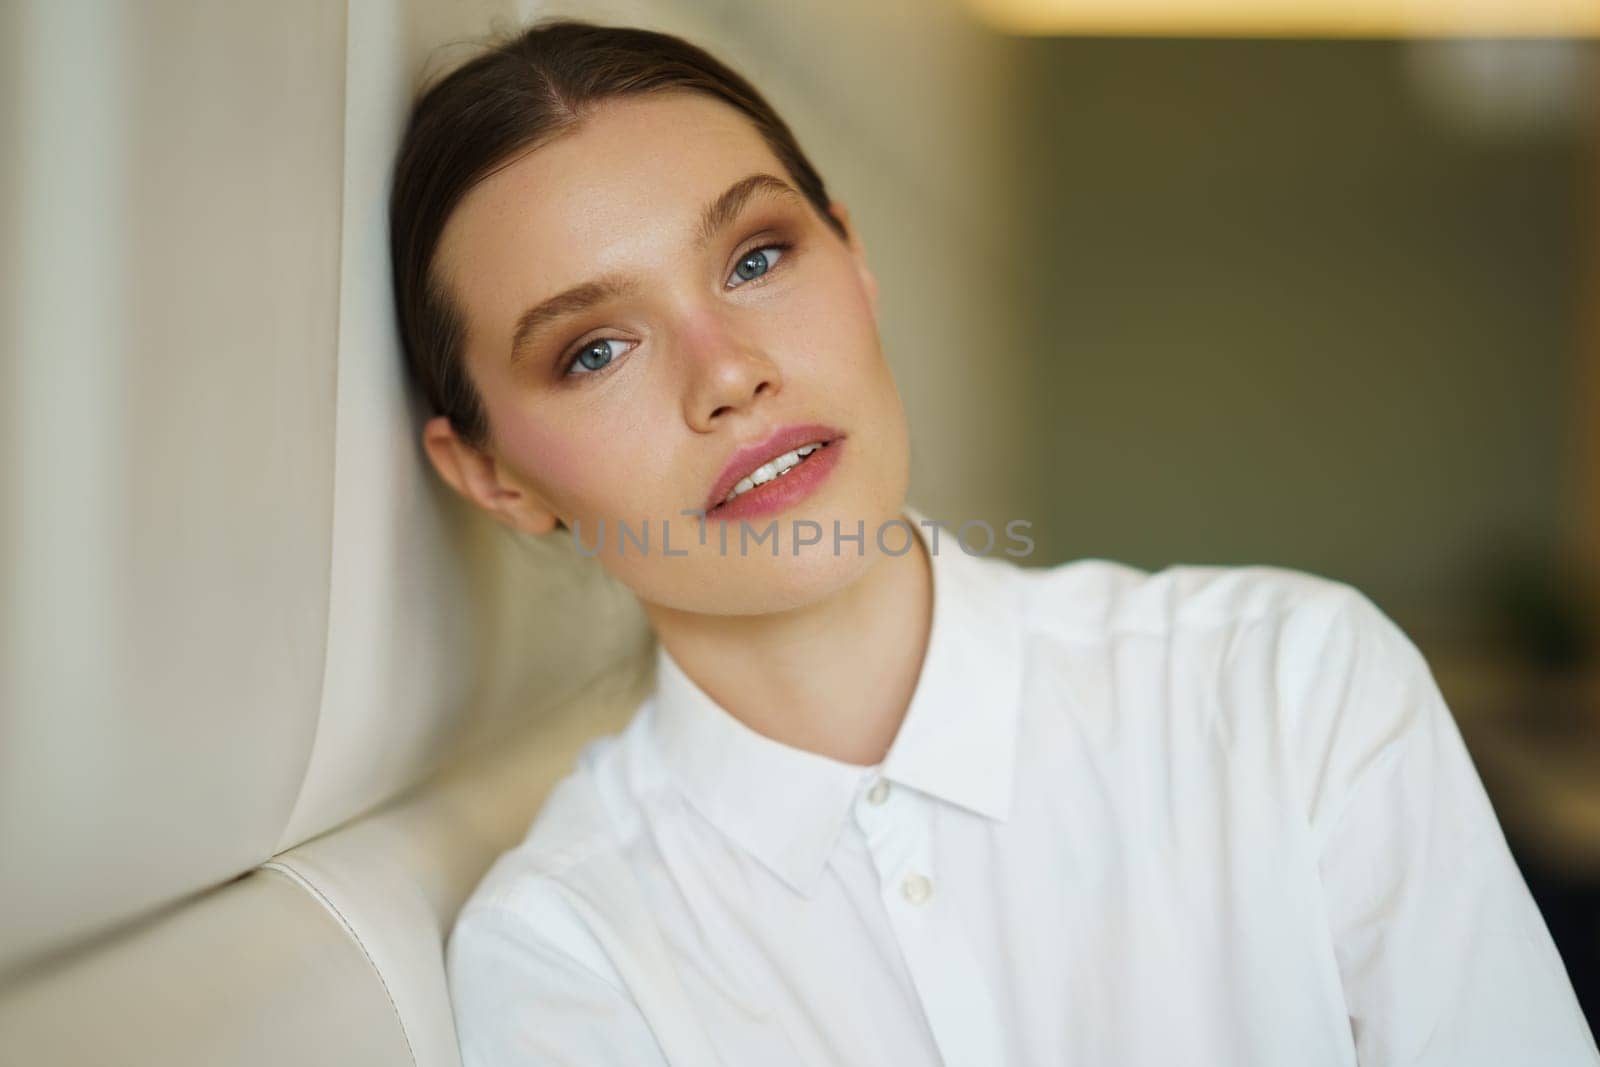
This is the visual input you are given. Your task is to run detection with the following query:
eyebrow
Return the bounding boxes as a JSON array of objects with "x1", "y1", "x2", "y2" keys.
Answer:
[{"x1": 508, "y1": 172, "x2": 807, "y2": 366}]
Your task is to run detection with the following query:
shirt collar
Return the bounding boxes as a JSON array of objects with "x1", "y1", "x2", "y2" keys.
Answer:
[{"x1": 648, "y1": 503, "x2": 1026, "y2": 899}]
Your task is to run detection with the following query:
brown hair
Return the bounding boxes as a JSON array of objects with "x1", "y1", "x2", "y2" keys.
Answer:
[{"x1": 389, "y1": 17, "x2": 848, "y2": 452}]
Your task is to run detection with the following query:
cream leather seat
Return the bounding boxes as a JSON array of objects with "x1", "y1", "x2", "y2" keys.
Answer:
[{"x1": 0, "y1": 3, "x2": 652, "y2": 1063}]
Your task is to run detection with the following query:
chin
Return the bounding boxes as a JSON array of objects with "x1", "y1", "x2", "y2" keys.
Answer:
[
  {"x1": 733, "y1": 549, "x2": 878, "y2": 616},
  {"x1": 627, "y1": 543, "x2": 872, "y2": 618},
  {"x1": 608, "y1": 475, "x2": 910, "y2": 617}
]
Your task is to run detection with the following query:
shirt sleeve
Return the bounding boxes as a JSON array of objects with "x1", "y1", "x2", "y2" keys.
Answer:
[
  {"x1": 446, "y1": 900, "x2": 671, "y2": 1067},
  {"x1": 1291, "y1": 586, "x2": 1600, "y2": 1065}
]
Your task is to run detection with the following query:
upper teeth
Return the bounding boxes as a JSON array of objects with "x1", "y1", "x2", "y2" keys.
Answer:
[{"x1": 721, "y1": 442, "x2": 825, "y2": 506}]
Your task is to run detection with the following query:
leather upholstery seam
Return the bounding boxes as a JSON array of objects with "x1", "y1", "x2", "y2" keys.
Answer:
[{"x1": 259, "y1": 860, "x2": 419, "y2": 1067}]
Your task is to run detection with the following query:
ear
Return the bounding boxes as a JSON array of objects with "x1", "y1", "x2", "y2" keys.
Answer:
[
  {"x1": 421, "y1": 415, "x2": 563, "y2": 536},
  {"x1": 827, "y1": 201, "x2": 879, "y2": 318}
]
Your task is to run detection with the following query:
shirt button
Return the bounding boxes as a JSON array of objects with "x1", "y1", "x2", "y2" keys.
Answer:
[
  {"x1": 867, "y1": 779, "x2": 891, "y2": 806},
  {"x1": 901, "y1": 873, "x2": 933, "y2": 905}
]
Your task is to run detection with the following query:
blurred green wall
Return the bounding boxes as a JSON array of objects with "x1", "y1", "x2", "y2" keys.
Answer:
[{"x1": 1012, "y1": 38, "x2": 1594, "y2": 643}]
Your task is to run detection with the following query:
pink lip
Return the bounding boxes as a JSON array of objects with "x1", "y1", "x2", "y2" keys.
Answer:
[{"x1": 703, "y1": 422, "x2": 846, "y2": 517}]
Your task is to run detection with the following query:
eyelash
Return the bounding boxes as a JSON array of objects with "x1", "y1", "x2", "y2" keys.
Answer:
[{"x1": 558, "y1": 240, "x2": 796, "y2": 380}]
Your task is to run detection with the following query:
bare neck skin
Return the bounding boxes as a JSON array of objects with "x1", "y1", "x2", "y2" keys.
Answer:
[{"x1": 641, "y1": 519, "x2": 933, "y2": 768}]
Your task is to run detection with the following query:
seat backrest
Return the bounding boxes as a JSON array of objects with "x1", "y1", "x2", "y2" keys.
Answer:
[{"x1": 0, "y1": 2, "x2": 651, "y2": 1063}]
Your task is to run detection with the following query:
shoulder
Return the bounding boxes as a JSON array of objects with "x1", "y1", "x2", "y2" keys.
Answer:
[
  {"x1": 1008, "y1": 554, "x2": 1372, "y2": 646},
  {"x1": 444, "y1": 742, "x2": 682, "y2": 1063},
  {"x1": 447, "y1": 768, "x2": 618, "y2": 994},
  {"x1": 448, "y1": 703, "x2": 671, "y2": 987},
  {"x1": 446, "y1": 705, "x2": 716, "y2": 1063},
  {"x1": 1007, "y1": 557, "x2": 1427, "y2": 778}
]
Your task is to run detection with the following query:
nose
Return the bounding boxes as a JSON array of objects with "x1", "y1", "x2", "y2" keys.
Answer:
[{"x1": 679, "y1": 307, "x2": 782, "y2": 432}]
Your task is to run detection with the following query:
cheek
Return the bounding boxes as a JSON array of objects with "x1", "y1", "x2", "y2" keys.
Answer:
[
  {"x1": 491, "y1": 410, "x2": 608, "y2": 509},
  {"x1": 487, "y1": 384, "x2": 675, "y2": 518},
  {"x1": 783, "y1": 262, "x2": 880, "y2": 366}
]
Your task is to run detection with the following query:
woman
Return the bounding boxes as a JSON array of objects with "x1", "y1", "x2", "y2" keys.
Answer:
[{"x1": 390, "y1": 18, "x2": 1598, "y2": 1067}]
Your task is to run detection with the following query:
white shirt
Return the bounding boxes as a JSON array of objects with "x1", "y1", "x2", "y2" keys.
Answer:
[{"x1": 447, "y1": 505, "x2": 1599, "y2": 1066}]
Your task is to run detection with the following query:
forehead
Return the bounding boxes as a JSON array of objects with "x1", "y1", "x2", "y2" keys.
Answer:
[{"x1": 434, "y1": 91, "x2": 791, "y2": 331}]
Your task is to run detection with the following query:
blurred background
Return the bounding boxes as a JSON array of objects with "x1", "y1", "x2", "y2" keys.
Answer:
[{"x1": 2, "y1": 0, "x2": 1596, "y2": 1060}]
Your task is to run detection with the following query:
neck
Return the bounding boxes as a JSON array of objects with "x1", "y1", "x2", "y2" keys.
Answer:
[{"x1": 641, "y1": 514, "x2": 933, "y2": 768}]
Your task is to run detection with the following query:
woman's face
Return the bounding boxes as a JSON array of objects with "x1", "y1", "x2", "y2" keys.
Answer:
[{"x1": 429, "y1": 90, "x2": 911, "y2": 616}]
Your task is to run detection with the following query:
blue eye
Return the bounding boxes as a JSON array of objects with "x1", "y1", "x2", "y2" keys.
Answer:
[
  {"x1": 565, "y1": 338, "x2": 628, "y2": 377},
  {"x1": 728, "y1": 244, "x2": 788, "y2": 287},
  {"x1": 560, "y1": 243, "x2": 791, "y2": 380}
]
